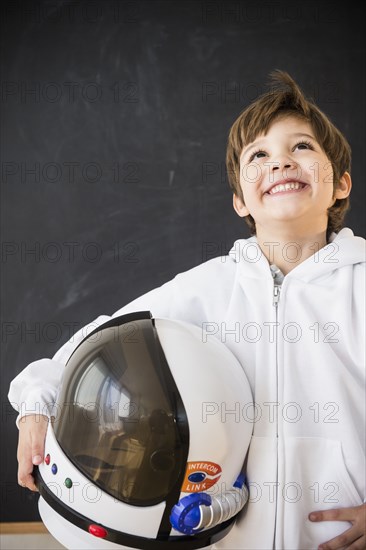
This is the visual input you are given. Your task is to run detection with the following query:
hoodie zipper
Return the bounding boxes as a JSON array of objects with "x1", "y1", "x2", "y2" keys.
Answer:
[
  {"x1": 273, "y1": 285, "x2": 281, "y2": 308},
  {"x1": 272, "y1": 282, "x2": 281, "y2": 549}
]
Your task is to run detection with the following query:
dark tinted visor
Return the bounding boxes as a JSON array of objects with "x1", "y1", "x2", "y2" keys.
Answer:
[{"x1": 53, "y1": 313, "x2": 189, "y2": 506}]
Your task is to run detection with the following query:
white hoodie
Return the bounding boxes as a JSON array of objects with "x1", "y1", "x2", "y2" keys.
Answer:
[{"x1": 8, "y1": 228, "x2": 366, "y2": 549}]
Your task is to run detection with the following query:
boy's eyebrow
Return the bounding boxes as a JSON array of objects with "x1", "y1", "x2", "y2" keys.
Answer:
[{"x1": 240, "y1": 132, "x2": 317, "y2": 161}]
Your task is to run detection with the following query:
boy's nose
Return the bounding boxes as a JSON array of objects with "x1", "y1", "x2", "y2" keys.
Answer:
[{"x1": 272, "y1": 158, "x2": 298, "y2": 171}]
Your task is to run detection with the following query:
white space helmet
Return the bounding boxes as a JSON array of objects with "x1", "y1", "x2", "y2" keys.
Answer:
[{"x1": 36, "y1": 312, "x2": 253, "y2": 550}]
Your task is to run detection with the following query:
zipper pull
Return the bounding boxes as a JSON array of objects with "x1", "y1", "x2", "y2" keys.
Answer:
[{"x1": 273, "y1": 285, "x2": 281, "y2": 307}]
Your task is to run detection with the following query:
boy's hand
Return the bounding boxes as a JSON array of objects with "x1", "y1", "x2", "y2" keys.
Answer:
[
  {"x1": 17, "y1": 414, "x2": 49, "y2": 492},
  {"x1": 309, "y1": 503, "x2": 366, "y2": 549}
]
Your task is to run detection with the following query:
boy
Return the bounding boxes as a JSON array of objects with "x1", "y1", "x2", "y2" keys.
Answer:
[{"x1": 9, "y1": 71, "x2": 366, "y2": 549}]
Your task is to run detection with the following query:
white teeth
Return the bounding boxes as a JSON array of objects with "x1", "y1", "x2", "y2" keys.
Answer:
[{"x1": 269, "y1": 182, "x2": 303, "y2": 194}]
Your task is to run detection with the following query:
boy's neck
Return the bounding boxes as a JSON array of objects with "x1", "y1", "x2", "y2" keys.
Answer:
[{"x1": 255, "y1": 226, "x2": 328, "y2": 276}]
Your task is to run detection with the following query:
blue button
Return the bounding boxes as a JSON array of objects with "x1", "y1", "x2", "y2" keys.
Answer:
[{"x1": 188, "y1": 472, "x2": 206, "y2": 483}]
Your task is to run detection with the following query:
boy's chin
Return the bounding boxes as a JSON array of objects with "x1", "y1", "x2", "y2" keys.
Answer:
[{"x1": 257, "y1": 215, "x2": 319, "y2": 233}]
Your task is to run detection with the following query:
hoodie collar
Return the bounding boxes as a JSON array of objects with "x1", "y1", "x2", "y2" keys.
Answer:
[{"x1": 229, "y1": 228, "x2": 366, "y2": 282}]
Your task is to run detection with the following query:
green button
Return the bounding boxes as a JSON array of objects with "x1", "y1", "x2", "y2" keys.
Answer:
[{"x1": 64, "y1": 478, "x2": 73, "y2": 489}]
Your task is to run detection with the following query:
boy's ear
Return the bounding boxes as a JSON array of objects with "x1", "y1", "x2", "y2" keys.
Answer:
[
  {"x1": 233, "y1": 193, "x2": 250, "y2": 217},
  {"x1": 334, "y1": 171, "x2": 352, "y2": 199}
]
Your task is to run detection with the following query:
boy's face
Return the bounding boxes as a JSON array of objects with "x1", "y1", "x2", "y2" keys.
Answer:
[{"x1": 233, "y1": 115, "x2": 350, "y2": 234}]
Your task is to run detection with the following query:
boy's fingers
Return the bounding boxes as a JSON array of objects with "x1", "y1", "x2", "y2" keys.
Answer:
[
  {"x1": 18, "y1": 450, "x2": 37, "y2": 490},
  {"x1": 17, "y1": 414, "x2": 48, "y2": 491},
  {"x1": 309, "y1": 506, "x2": 356, "y2": 522},
  {"x1": 18, "y1": 459, "x2": 32, "y2": 483},
  {"x1": 31, "y1": 439, "x2": 45, "y2": 464},
  {"x1": 18, "y1": 473, "x2": 38, "y2": 492},
  {"x1": 17, "y1": 433, "x2": 34, "y2": 487},
  {"x1": 30, "y1": 416, "x2": 48, "y2": 463}
]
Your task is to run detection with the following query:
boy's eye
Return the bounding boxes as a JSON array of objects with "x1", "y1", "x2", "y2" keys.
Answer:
[
  {"x1": 294, "y1": 140, "x2": 314, "y2": 150},
  {"x1": 249, "y1": 150, "x2": 267, "y2": 161}
]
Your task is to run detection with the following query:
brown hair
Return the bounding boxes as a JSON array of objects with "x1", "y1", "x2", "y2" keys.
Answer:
[{"x1": 226, "y1": 70, "x2": 351, "y2": 238}]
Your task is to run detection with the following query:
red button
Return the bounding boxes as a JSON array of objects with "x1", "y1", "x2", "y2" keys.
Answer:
[
  {"x1": 44, "y1": 454, "x2": 50, "y2": 465},
  {"x1": 88, "y1": 524, "x2": 108, "y2": 538}
]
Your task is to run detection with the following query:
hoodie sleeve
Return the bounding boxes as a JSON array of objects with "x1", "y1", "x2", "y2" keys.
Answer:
[{"x1": 7, "y1": 276, "x2": 184, "y2": 429}]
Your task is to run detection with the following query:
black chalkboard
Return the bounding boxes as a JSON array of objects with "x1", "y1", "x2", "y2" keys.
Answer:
[{"x1": 1, "y1": 0, "x2": 365, "y2": 522}]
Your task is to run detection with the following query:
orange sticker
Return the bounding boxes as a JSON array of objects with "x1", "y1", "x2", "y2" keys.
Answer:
[{"x1": 181, "y1": 461, "x2": 222, "y2": 493}]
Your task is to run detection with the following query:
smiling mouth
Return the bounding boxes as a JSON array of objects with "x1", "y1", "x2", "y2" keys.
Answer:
[{"x1": 266, "y1": 182, "x2": 308, "y2": 195}]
